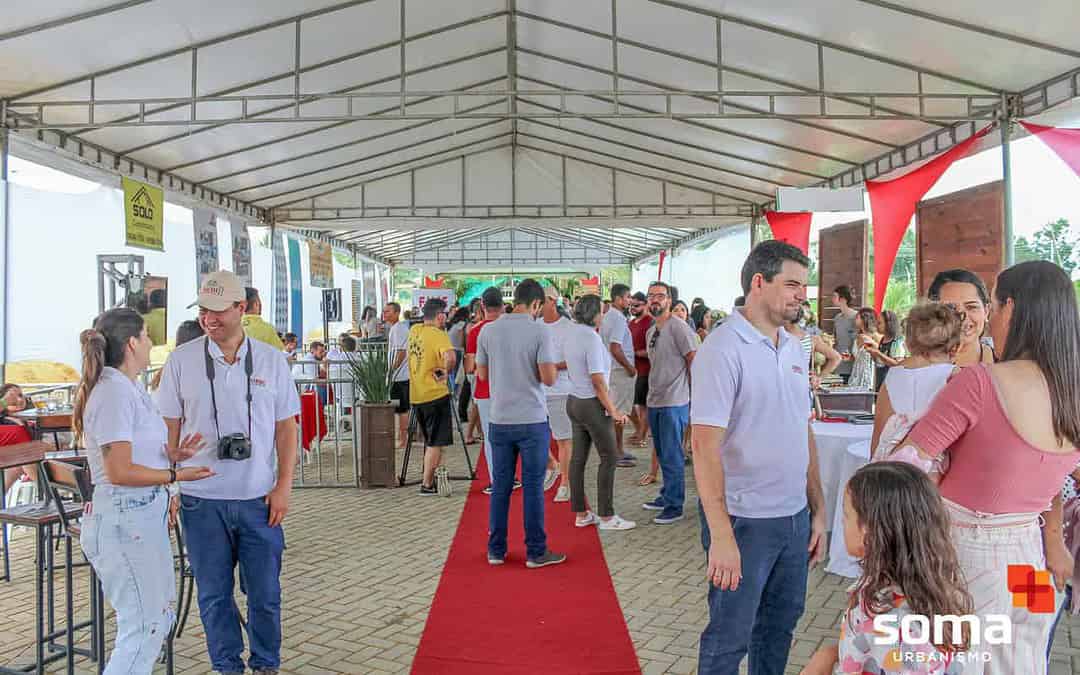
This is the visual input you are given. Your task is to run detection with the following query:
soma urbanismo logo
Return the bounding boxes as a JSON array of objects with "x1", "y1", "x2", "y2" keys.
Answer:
[{"x1": 870, "y1": 565, "x2": 1056, "y2": 660}]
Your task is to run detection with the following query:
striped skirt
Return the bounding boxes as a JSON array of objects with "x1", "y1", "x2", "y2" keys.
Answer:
[{"x1": 946, "y1": 498, "x2": 1064, "y2": 675}]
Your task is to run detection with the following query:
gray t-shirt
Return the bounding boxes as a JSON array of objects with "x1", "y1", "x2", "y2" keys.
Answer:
[
  {"x1": 832, "y1": 311, "x2": 857, "y2": 375},
  {"x1": 476, "y1": 314, "x2": 557, "y2": 425},
  {"x1": 645, "y1": 317, "x2": 698, "y2": 407}
]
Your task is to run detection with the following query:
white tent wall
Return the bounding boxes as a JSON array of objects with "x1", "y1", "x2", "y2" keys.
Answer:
[
  {"x1": 5, "y1": 157, "x2": 384, "y2": 369},
  {"x1": 632, "y1": 225, "x2": 750, "y2": 312},
  {"x1": 6, "y1": 181, "x2": 197, "y2": 368}
]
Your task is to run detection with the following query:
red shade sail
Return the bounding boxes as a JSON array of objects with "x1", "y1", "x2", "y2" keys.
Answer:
[
  {"x1": 1020, "y1": 121, "x2": 1080, "y2": 180},
  {"x1": 764, "y1": 211, "x2": 812, "y2": 254},
  {"x1": 866, "y1": 126, "x2": 991, "y2": 311}
]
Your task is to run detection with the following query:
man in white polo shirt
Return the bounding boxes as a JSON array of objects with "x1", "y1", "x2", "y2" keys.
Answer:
[
  {"x1": 689, "y1": 241, "x2": 827, "y2": 675},
  {"x1": 158, "y1": 270, "x2": 301, "y2": 675}
]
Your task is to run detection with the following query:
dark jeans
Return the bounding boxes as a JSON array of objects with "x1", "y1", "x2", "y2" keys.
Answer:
[
  {"x1": 648, "y1": 405, "x2": 689, "y2": 511},
  {"x1": 180, "y1": 495, "x2": 285, "y2": 673},
  {"x1": 487, "y1": 421, "x2": 550, "y2": 560},
  {"x1": 566, "y1": 396, "x2": 618, "y2": 517},
  {"x1": 697, "y1": 500, "x2": 809, "y2": 675}
]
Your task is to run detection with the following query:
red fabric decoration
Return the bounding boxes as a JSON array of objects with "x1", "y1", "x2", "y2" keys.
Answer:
[
  {"x1": 297, "y1": 391, "x2": 326, "y2": 452},
  {"x1": 866, "y1": 126, "x2": 991, "y2": 311},
  {"x1": 657, "y1": 250, "x2": 667, "y2": 280},
  {"x1": 1021, "y1": 122, "x2": 1080, "y2": 180},
  {"x1": 764, "y1": 211, "x2": 812, "y2": 254},
  {"x1": 424, "y1": 276, "x2": 444, "y2": 288}
]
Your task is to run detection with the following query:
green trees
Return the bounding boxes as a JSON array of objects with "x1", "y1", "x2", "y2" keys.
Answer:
[{"x1": 1015, "y1": 218, "x2": 1077, "y2": 276}]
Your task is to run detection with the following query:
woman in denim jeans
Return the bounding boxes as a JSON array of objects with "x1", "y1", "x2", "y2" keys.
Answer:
[{"x1": 73, "y1": 308, "x2": 213, "y2": 674}]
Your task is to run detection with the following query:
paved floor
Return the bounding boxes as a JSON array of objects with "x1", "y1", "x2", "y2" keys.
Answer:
[{"x1": 2, "y1": 439, "x2": 1079, "y2": 674}]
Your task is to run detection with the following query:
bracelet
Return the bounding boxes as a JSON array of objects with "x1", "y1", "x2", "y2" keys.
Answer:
[{"x1": 168, "y1": 468, "x2": 177, "y2": 483}]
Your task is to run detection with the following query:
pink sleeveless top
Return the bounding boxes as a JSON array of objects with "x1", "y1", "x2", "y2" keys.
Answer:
[{"x1": 907, "y1": 364, "x2": 1080, "y2": 514}]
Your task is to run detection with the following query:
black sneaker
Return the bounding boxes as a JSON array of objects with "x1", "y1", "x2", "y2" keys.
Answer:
[
  {"x1": 526, "y1": 550, "x2": 567, "y2": 569},
  {"x1": 487, "y1": 552, "x2": 506, "y2": 566},
  {"x1": 419, "y1": 484, "x2": 438, "y2": 496},
  {"x1": 482, "y1": 485, "x2": 493, "y2": 495},
  {"x1": 513, "y1": 480, "x2": 522, "y2": 490}
]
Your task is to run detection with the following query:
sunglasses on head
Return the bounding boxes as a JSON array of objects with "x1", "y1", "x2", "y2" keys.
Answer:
[{"x1": 649, "y1": 330, "x2": 661, "y2": 349}]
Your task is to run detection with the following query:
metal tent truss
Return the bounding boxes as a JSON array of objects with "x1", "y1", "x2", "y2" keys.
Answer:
[{"x1": 1, "y1": 0, "x2": 1079, "y2": 266}]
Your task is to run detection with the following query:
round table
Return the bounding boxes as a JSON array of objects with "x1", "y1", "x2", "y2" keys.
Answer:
[{"x1": 811, "y1": 421, "x2": 873, "y2": 578}]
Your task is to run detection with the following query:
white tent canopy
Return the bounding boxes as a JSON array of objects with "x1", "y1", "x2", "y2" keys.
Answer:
[{"x1": 2, "y1": 0, "x2": 1079, "y2": 266}]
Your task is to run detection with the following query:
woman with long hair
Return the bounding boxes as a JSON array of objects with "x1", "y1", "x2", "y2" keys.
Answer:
[
  {"x1": 867, "y1": 309, "x2": 904, "y2": 391},
  {"x1": 804, "y1": 462, "x2": 974, "y2": 673},
  {"x1": 891, "y1": 261, "x2": 1080, "y2": 674},
  {"x1": 74, "y1": 308, "x2": 213, "y2": 674},
  {"x1": 845, "y1": 307, "x2": 880, "y2": 390},
  {"x1": 927, "y1": 268, "x2": 995, "y2": 367},
  {"x1": 563, "y1": 295, "x2": 635, "y2": 530}
]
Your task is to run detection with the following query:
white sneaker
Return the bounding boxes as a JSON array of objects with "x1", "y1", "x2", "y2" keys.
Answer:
[
  {"x1": 575, "y1": 512, "x2": 598, "y2": 527},
  {"x1": 543, "y1": 469, "x2": 558, "y2": 491},
  {"x1": 435, "y1": 466, "x2": 452, "y2": 497},
  {"x1": 598, "y1": 515, "x2": 637, "y2": 531},
  {"x1": 554, "y1": 485, "x2": 570, "y2": 502}
]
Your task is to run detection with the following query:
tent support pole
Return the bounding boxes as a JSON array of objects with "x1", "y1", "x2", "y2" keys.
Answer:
[
  {"x1": 0, "y1": 127, "x2": 8, "y2": 383},
  {"x1": 1000, "y1": 92, "x2": 1015, "y2": 267}
]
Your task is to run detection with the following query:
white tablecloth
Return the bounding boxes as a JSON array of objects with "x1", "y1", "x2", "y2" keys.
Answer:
[
  {"x1": 813, "y1": 421, "x2": 872, "y2": 526},
  {"x1": 812, "y1": 421, "x2": 873, "y2": 578}
]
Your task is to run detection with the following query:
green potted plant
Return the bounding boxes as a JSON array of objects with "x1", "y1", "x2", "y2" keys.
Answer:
[{"x1": 346, "y1": 344, "x2": 397, "y2": 488}]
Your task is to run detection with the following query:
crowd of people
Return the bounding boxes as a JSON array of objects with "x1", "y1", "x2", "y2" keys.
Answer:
[{"x1": 9, "y1": 235, "x2": 1080, "y2": 674}]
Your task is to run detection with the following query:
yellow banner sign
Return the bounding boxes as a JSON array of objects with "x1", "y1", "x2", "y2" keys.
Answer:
[
  {"x1": 122, "y1": 177, "x2": 164, "y2": 251},
  {"x1": 308, "y1": 239, "x2": 334, "y2": 288}
]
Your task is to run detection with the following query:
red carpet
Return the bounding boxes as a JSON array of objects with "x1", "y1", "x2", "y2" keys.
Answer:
[{"x1": 412, "y1": 456, "x2": 641, "y2": 674}]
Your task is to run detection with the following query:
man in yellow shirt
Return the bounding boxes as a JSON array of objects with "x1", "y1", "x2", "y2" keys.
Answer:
[
  {"x1": 241, "y1": 287, "x2": 285, "y2": 350},
  {"x1": 408, "y1": 298, "x2": 456, "y2": 495}
]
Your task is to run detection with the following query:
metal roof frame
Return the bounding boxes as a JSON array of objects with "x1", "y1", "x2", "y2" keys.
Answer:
[{"x1": 1, "y1": 0, "x2": 1078, "y2": 266}]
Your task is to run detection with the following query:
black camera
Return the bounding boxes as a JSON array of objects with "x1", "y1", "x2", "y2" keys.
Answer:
[{"x1": 217, "y1": 433, "x2": 252, "y2": 461}]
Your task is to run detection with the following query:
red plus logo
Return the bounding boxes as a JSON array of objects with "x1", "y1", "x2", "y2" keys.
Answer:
[{"x1": 1007, "y1": 564, "x2": 1056, "y2": 614}]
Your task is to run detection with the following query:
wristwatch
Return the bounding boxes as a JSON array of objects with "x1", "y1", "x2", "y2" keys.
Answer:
[{"x1": 168, "y1": 467, "x2": 177, "y2": 483}]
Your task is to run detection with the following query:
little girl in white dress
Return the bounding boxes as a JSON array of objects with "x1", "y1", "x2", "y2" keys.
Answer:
[{"x1": 826, "y1": 303, "x2": 964, "y2": 578}]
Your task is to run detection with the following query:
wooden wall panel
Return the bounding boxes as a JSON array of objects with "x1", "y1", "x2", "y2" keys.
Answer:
[
  {"x1": 916, "y1": 181, "x2": 1004, "y2": 297},
  {"x1": 818, "y1": 219, "x2": 868, "y2": 331}
]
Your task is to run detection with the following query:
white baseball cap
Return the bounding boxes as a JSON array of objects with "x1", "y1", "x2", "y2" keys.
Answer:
[{"x1": 190, "y1": 270, "x2": 245, "y2": 311}]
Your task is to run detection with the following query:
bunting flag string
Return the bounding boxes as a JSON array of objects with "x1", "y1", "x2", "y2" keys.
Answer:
[
  {"x1": 764, "y1": 211, "x2": 813, "y2": 254},
  {"x1": 866, "y1": 126, "x2": 992, "y2": 311}
]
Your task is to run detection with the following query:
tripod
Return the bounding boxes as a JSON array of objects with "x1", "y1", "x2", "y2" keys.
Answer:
[{"x1": 397, "y1": 381, "x2": 476, "y2": 486}]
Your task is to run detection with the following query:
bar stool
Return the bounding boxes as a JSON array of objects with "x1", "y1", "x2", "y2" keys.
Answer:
[
  {"x1": 0, "y1": 446, "x2": 88, "y2": 675},
  {"x1": 0, "y1": 440, "x2": 46, "y2": 583},
  {"x1": 40, "y1": 459, "x2": 101, "y2": 675}
]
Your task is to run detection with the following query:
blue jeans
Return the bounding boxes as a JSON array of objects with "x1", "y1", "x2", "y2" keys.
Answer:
[
  {"x1": 648, "y1": 405, "x2": 689, "y2": 511},
  {"x1": 487, "y1": 421, "x2": 550, "y2": 560},
  {"x1": 180, "y1": 495, "x2": 285, "y2": 673},
  {"x1": 697, "y1": 501, "x2": 809, "y2": 675},
  {"x1": 81, "y1": 486, "x2": 175, "y2": 675}
]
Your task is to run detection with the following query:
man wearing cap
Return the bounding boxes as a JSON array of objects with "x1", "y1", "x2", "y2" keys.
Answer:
[
  {"x1": 158, "y1": 270, "x2": 301, "y2": 675},
  {"x1": 241, "y1": 287, "x2": 284, "y2": 349}
]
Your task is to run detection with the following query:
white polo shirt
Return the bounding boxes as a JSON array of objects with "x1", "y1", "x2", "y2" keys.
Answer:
[
  {"x1": 157, "y1": 336, "x2": 301, "y2": 500},
  {"x1": 690, "y1": 308, "x2": 810, "y2": 519},
  {"x1": 388, "y1": 320, "x2": 411, "y2": 382}
]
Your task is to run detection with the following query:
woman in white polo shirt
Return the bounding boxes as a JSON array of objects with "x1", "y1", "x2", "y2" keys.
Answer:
[
  {"x1": 563, "y1": 295, "x2": 635, "y2": 531},
  {"x1": 73, "y1": 308, "x2": 212, "y2": 674}
]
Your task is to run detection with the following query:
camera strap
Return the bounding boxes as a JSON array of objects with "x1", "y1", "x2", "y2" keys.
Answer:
[{"x1": 204, "y1": 337, "x2": 254, "y2": 442}]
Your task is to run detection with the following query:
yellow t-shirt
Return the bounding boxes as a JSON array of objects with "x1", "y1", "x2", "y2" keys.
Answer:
[
  {"x1": 408, "y1": 324, "x2": 453, "y2": 404},
  {"x1": 241, "y1": 314, "x2": 285, "y2": 350}
]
